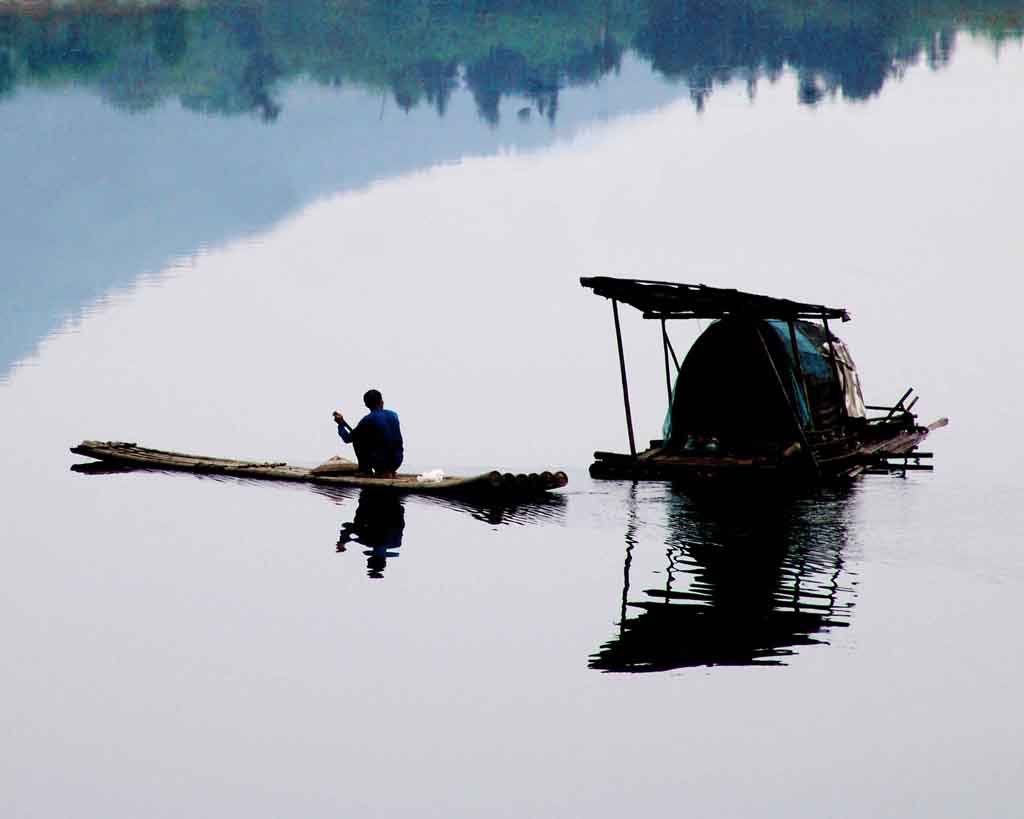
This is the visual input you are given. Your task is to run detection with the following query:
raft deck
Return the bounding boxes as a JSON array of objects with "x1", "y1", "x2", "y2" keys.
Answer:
[
  {"x1": 589, "y1": 418, "x2": 946, "y2": 482},
  {"x1": 70, "y1": 441, "x2": 568, "y2": 498}
]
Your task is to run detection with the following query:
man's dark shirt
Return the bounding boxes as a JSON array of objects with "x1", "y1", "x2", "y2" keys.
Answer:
[{"x1": 338, "y1": 408, "x2": 404, "y2": 468}]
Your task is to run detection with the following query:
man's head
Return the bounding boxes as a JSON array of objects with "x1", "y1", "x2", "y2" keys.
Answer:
[{"x1": 363, "y1": 389, "x2": 384, "y2": 410}]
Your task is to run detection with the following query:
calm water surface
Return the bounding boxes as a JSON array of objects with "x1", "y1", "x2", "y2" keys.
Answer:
[{"x1": 3, "y1": 2, "x2": 1024, "y2": 816}]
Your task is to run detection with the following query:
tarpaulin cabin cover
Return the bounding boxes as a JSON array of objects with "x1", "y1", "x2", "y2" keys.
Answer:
[{"x1": 662, "y1": 318, "x2": 866, "y2": 449}]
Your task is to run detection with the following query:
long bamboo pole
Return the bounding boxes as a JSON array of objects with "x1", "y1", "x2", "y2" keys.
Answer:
[
  {"x1": 822, "y1": 316, "x2": 846, "y2": 422},
  {"x1": 787, "y1": 319, "x2": 814, "y2": 430},
  {"x1": 612, "y1": 299, "x2": 637, "y2": 457},
  {"x1": 661, "y1": 318, "x2": 673, "y2": 410},
  {"x1": 754, "y1": 325, "x2": 820, "y2": 476}
]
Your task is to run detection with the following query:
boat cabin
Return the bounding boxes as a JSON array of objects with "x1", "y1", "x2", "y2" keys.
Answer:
[{"x1": 581, "y1": 276, "x2": 945, "y2": 481}]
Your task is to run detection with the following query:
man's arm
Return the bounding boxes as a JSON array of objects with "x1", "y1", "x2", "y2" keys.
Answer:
[{"x1": 333, "y1": 411, "x2": 356, "y2": 443}]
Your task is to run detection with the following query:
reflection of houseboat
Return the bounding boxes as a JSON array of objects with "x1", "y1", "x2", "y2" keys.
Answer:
[
  {"x1": 582, "y1": 277, "x2": 947, "y2": 482},
  {"x1": 590, "y1": 485, "x2": 857, "y2": 672}
]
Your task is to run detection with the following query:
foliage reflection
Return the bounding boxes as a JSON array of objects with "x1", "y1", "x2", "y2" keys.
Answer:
[{"x1": 1, "y1": 0, "x2": 1020, "y2": 122}]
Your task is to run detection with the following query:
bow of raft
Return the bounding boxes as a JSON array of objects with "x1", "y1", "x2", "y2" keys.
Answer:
[{"x1": 70, "y1": 441, "x2": 568, "y2": 498}]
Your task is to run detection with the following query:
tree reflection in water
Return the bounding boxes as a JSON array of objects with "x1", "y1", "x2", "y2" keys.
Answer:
[
  {"x1": 1, "y1": 1, "x2": 1019, "y2": 123},
  {"x1": 591, "y1": 484, "x2": 858, "y2": 672}
]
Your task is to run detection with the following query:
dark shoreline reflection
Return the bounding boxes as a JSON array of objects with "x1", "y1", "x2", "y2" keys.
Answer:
[
  {"x1": 2, "y1": 1, "x2": 1019, "y2": 124},
  {"x1": 590, "y1": 484, "x2": 858, "y2": 672}
]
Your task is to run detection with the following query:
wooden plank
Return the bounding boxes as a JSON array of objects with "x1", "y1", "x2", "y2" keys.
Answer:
[{"x1": 885, "y1": 387, "x2": 915, "y2": 419}]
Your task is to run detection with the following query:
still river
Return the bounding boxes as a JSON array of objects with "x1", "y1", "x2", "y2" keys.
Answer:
[{"x1": 2, "y1": 3, "x2": 1023, "y2": 816}]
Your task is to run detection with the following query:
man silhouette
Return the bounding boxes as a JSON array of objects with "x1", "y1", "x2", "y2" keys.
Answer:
[{"x1": 332, "y1": 389, "x2": 404, "y2": 477}]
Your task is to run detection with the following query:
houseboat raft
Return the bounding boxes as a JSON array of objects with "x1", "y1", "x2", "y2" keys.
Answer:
[
  {"x1": 581, "y1": 276, "x2": 947, "y2": 482},
  {"x1": 70, "y1": 441, "x2": 568, "y2": 498}
]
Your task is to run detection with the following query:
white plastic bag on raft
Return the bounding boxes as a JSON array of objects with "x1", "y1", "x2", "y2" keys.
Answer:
[{"x1": 416, "y1": 469, "x2": 445, "y2": 483}]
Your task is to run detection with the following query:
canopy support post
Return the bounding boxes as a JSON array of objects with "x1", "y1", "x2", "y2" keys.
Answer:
[
  {"x1": 661, "y1": 318, "x2": 673, "y2": 410},
  {"x1": 664, "y1": 328, "x2": 680, "y2": 373},
  {"x1": 755, "y1": 325, "x2": 820, "y2": 477},
  {"x1": 612, "y1": 299, "x2": 637, "y2": 457},
  {"x1": 822, "y1": 316, "x2": 846, "y2": 422},
  {"x1": 787, "y1": 319, "x2": 814, "y2": 431}
]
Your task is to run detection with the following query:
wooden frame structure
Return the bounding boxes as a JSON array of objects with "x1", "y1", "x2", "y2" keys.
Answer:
[{"x1": 581, "y1": 276, "x2": 946, "y2": 482}]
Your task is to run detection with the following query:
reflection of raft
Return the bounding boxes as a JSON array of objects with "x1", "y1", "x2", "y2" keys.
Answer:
[{"x1": 70, "y1": 441, "x2": 568, "y2": 497}]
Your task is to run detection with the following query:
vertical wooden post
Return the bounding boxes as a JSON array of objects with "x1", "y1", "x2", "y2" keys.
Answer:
[
  {"x1": 822, "y1": 316, "x2": 846, "y2": 421},
  {"x1": 787, "y1": 319, "x2": 814, "y2": 430},
  {"x1": 661, "y1": 318, "x2": 673, "y2": 410},
  {"x1": 755, "y1": 324, "x2": 820, "y2": 476},
  {"x1": 612, "y1": 299, "x2": 637, "y2": 457}
]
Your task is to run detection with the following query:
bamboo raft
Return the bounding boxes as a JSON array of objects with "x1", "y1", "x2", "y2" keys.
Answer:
[{"x1": 70, "y1": 441, "x2": 568, "y2": 498}]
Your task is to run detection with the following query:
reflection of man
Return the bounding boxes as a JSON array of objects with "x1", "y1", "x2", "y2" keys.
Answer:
[
  {"x1": 332, "y1": 389, "x2": 404, "y2": 477},
  {"x1": 336, "y1": 490, "x2": 406, "y2": 579}
]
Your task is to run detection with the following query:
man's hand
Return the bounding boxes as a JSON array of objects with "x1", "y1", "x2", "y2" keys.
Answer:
[{"x1": 332, "y1": 410, "x2": 346, "y2": 426}]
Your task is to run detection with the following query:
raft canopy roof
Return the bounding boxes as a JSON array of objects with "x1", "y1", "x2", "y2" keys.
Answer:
[{"x1": 580, "y1": 276, "x2": 851, "y2": 322}]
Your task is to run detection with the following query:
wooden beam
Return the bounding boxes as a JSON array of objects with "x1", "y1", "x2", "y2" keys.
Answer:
[
  {"x1": 661, "y1": 318, "x2": 673, "y2": 410},
  {"x1": 612, "y1": 299, "x2": 637, "y2": 457},
  {"x1": 885, "y1": 388, "x2": 915, "y2": 419},
  {"x1": 754, "y1": 325, "x2": 820, "y2": 477},
  {"x1": 822, "y1": 317, "x2": 847, "y2": 422},
  {"x1": 643, "y1": 310, "x2": 845, "y2": 321},
  {"x1": 788, "y1": 319, "x2": 814, "y2": 431}
]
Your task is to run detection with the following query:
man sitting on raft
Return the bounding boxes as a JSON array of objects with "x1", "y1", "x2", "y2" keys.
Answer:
[{"x1": 332, "y1": 389, "x2": 404, "y2": 477}]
